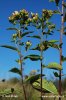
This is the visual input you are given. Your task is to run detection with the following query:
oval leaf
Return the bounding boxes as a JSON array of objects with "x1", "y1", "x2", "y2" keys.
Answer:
[
  {"x1": 24, "y1": 54, "x2": 42, "y2": 61},
  {"x1": 1, "y1": 45, "x2": 18, "y2": 52},
  {"x1": 47, "y1": 62, "x2": 62, "y2": 70},
  {"x1": 27, "y1": 35, "x2": 41, "y2": 39},
  {"x1": 21, "y1": 31, "x2": 33, "y2": 37},
  {"x1": 9, "y1": 67, "x2": 22, "y2": 76}
]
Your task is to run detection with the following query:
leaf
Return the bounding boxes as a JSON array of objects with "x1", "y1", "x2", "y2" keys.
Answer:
[
  {"x1": 1, "y1": 45, "x2": 18, "y2": 52},
  {"x1": 7, "y1": 27, "x2": 19, "y2": 31},
  {"x1": 47, "y1": 62, "x2": 62, "y2": 70},
  {"x1": 49, "y1": 40, "x2": 58, "y2": 43},
  {"x1": 55, "y1": 0, "x2": 60, "y2": 6},
  {"x1": 33, "y1": 79, "x2": 58, "y2": 94},
  {"x1": 59, "y1": 43, "x2": 63, "y2": 48},
  {"x1": 53, "y1": 10, "x2": 60, "y2": 14},
  {"x1": 49, "y1": 0, "x2": 55, "y2": 2},
  {"x1": 21, "y1": 31, "x2": 33, "y2": 37},
  {"x1": 9, "y1": 67, "x2": 22, "y2": 76},
  {"x1": 24, "y1": 54, "x2": 42, "y2": 61},
  {"x1": 27, "y1": 35, "x2": 41, "y2": 39},
  {"x1": 61, "y1": 55, "x2": 66, "y2": 62},
  {"x1": 49, "y1": 43, "x2": 60, "y2": 50},
  {"x1": 25, "y1": 74, "x2": 45, "y2": 84},
  {"x1": 53, "y1": 72, "x2": 59, "y2": 77},
  {"x1": 43, "y1": 31, "x2": 53, "y2": 35},
  {"x1": 31, "y1": 42, "x2": 49, "y2": 51}
]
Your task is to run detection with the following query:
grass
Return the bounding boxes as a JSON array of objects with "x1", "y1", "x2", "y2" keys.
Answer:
[{"x1": 0, "y1": 78, "x2": 66, "y2": 100}]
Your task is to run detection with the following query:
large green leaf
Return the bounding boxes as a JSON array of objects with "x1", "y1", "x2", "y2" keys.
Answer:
[
  {"x1": 25, "y1": 74, "x2": 45, "y2": 84},
  {"x1": 9, "y1": 67, "x2": 22, "y2": 76},
  {"x1": 1, "y1": 45, "x2": 18, "y2": 52},
  {"x1": 27, "y1": 35, "x2": 41, "y2": 39},
  {"x1": 21, "y1": 31, "x2": 33, "y2": 37},
  {"x1": 33, "y1": 79, "x2": 58, "y2": 94},
  {"x1": 47, "y1": 62, "x2": 62, "y2": 70},
  {"x1": 24, "y1": 54, "x2": 42, "y2": 61}
]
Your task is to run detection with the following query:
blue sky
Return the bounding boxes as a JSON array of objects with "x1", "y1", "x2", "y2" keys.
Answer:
[{"x1": 0, "y1": 0, "x2": 66, "y2": 80}]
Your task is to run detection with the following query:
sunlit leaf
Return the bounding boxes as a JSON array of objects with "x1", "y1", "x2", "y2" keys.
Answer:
[
  {"x1": 47, "y1": 62, "x2": 62, "y2": 70},
  {"x1": 9, "y1": 67, "x2": 22, "y2": 76},
  {"x1": 49, "y1": 40, "x2": 58, "y2": 43},
  {"x1": 33, "y1": 79, "x2": 58, "y2": 94}
]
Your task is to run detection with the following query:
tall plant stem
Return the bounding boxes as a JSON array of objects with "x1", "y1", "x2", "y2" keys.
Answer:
[
  {"x1": 59, "y1": 0, "x2": 64, "y2": 100},
  {"x1": 41, "y1": 51, "x2": 43, "y2": 100},
  {"x1": 18, "y1": 30, "x2": 27, "y2": 100},
  {"x1": 20, "y1": 55, "x2": 27, "y2": 100},
  {"x1": 40, "y1": 28, "x2": 44, "y2": 100}
]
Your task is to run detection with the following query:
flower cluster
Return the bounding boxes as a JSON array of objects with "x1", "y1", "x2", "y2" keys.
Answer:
[
  {"x1": 42, "y1": 9, "x2": 53, "y2": 20},
  {"x1": 8, "y1": 9, "x2": 32, "y2": 25},
  {"x1": 31, "y1": 12, "x2": 39, "y2": 23}
]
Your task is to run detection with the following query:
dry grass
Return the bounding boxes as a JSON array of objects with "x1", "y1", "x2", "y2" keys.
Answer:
[{"x1": 0, "y1": 81, "x2": 66, "y2": 100}]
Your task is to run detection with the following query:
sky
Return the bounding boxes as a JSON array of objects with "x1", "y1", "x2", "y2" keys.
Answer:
[{"x1": 0, "y1": 0, "x2": 66, "y2": 80}]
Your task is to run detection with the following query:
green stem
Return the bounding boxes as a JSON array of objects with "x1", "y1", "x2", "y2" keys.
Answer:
[
  {"x1": 40, "y1": 51, "x2": 43, "y2": 100},
  {"x1": 18, "y1": 27, "x2": 27, "y2": 100},
  {"x1": 20, "y1": 55, "x2": 27, "y2": 100},
  {"x1": 40, "y1": 28, "x2": 44, "y2": 100}
]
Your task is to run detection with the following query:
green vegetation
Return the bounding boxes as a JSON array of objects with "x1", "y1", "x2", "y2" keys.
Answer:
[{"x1": 1, "y1": 0, "x2": 66, "y2": 100}]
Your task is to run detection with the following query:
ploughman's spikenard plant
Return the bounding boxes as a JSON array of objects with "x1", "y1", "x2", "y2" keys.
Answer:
[
  {"x1": 1, "y1": 9, "x2": 33, "y2": 100},
  {"x1": 49, "y1": 0, "x2": 66, "y2": 100},
  {"x1": 25, "y1": 10, "x2": 62, "y2": 100}
]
